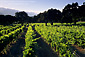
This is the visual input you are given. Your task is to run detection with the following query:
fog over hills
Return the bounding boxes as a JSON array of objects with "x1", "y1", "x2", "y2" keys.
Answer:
[{"x1": 0, "y1": 7, "x2": 37, "y2": 16}]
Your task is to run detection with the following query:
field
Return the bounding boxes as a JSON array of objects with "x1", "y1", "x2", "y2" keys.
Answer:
[{"x1": 0, "y1": 22, "x2": 85, "y2": 57}]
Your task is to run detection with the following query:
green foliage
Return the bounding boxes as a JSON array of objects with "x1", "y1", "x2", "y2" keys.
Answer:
[
  {"x1": 23, "y1": 26, "x2": 39, "y2": 57},
  {"x1": 34, "y1": 23, "x2": 85, "y2": 57},
  {"x1": 0, "y1": 24, "x2": 26, "y2": 51}
]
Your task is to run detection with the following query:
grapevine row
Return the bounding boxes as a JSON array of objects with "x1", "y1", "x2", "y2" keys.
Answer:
[
  {"x1": 23, "y1": 26, "x2": 39, "y2": 57},
  {"x1": 34, "y1": 24, "x2": 85, "y2": 57},
  {"x1": 0, "y1": 24, "x2": 22, "y2": 36},
  {"x1": 0, "y1": 24, "x2": 26, "y2": 52}
]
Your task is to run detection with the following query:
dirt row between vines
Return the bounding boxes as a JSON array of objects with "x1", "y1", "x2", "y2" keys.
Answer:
[
  {"x1": 0, "y1": 25, "x2": 85, "y2": 57},
  {"x1": 32, "y1": 26, "x2": 58, "y2": 57},
  {"x1": 0, "y1": 26, "x2": 58, "y2": 57},
  {"x1": 0, "y1": 27, "x2": 28, "y2": 57},
  {"x1": 32, "y1": 25, "x2": 85, "y2": 57}
]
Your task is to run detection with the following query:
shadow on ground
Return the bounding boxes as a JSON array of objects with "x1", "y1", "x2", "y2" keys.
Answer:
[
  {"x1": 32, "y1": 25, "x2": 58, "y2": 57},
  {"x1": 0, "y1": 28, "x2": 28, "y2": 57}
]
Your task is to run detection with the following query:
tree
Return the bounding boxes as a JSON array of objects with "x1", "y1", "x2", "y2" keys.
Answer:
[
  {"x1": 78, "y1": 5, "x2": 85, "y2": 21},
  {"x1": 0, "y1": 15, "x2": 4, "y2": 24},
  {"x1": 15, "y1": 11, "x2": 28, "y2": 24},
  {"x1": 0, "y1": 15, "x2": 17, "y2": 25},
  {"x1": 71, "y1": 2, "x2": 79, "y2": 24},
  {"x1": 62, "y1": 4, "x2": 72, "y2": 24},
  {"x1": 62, "y1": 2, "x2": 79, "y2": 24},
  {"x1": 47, "y1": 8, "x2": 62, "y2": 25}
]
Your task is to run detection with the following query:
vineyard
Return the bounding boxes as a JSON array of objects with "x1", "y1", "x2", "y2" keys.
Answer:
[{"x1": 0, "y1": 22, "x2": 85, "y2": 57}]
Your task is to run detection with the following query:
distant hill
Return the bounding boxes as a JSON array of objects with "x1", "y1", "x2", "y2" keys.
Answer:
[{"x1": 0, "y1": 7, "x2": 37, "y2": 16}]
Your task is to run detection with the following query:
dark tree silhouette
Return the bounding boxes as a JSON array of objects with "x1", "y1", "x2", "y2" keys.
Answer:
[
  {"x1": 71, "y1": 2, "x2": 79, "y2": 24},
  {"x1": 0, "y1": 15, "x2": 17, "y2": 25},
  {"x1": 47, "y1": 8, "x2": 62, "y2": 25},
  {"x1": 62, "y1": 2, "x2": 79, "y2": 24},
  {"x1": 0, "y1": 2, "x2": 85, "y2": 25},
  {"x1": 78, "y1": 5, "x2": 85, "y2": 21},
  {"x1": 32, "y1": 8, "x2": 62, "y2": 25},
  {"x1": 15, "y1": 11, "x2": 28, "y2": 24}
]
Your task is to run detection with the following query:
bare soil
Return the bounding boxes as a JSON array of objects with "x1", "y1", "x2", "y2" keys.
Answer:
[
  {"x1": 32, "y1": 26, "x2": 58, "y2": 57},
  {"x1": 32, "y1": 25, "x2": 85, "y2": 57},
  {"x1": 0, "y1": 25, "x2": 84, "y2": 57},
  {"x1": 72, "y1": 44, "x2": 85, "y2": 57},
  {"x1": 0, "y1": 28, "x2": 28, "y2": 57}
]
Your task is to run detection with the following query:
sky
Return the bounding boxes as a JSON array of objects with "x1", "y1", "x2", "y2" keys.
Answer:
[{"x1": 0, "y1": 0, "x2": 85, "y2": 14}]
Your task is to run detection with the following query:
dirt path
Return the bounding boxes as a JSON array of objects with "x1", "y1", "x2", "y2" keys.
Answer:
[
  {"x1": 35, "y1": 38, "x2": 58, "y2": 57},
  {"x1": 0, "y1": 28, "x2": 28, "y2": 57},
  {"x1": 32, "y1": 26, "x2": 58, "y2": 57},
  {"x1": 71, "y1": 45, "x2": 85, "y2": 57},
  {"x1": 32, "y1": 25, "x2": 85, "y2": 57}
]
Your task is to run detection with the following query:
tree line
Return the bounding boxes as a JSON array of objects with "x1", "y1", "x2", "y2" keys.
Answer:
[
  {"x1": 0, "y1": 15, "x2": 17, "y2": 25},
  {"x1": 32, "y1": 2, "x2": 85, "y2": 25},
  {"x1": 0, "y1": 2, "x2": 85, "y2": 25}
]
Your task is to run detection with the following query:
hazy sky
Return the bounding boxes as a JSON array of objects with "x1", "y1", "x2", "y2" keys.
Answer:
[{"x1": 0, "y1": 0, "x2": 85, "y2": 13}]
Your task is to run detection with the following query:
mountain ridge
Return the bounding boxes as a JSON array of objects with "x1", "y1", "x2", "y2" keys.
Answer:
[{"x1": 0, "y1": 7, "x2": 37, "y2": 16}]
